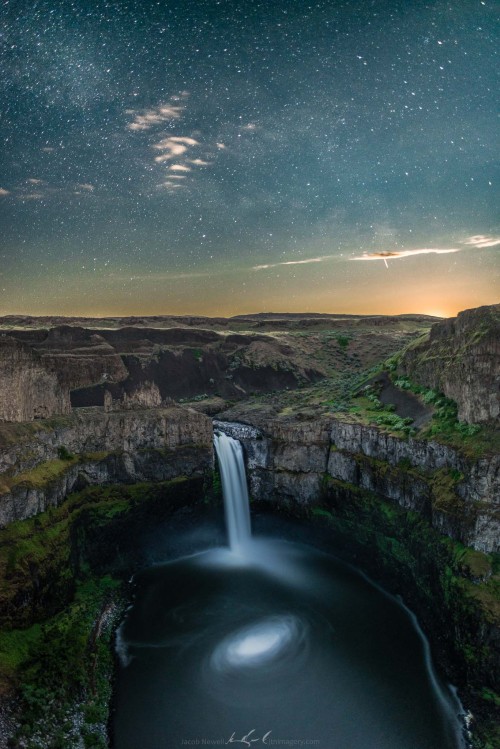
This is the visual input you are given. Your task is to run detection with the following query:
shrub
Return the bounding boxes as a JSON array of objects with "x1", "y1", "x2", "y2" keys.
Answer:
[{"x1": 57, "y1": 446, "x2": 74, "y2": 461}]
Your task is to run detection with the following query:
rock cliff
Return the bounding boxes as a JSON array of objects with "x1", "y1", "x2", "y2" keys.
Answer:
[
  {"x1": 10, "y1": 325, "x2": 130, "y2": 391},
  {"x1": 0, "y1": 337, "x2": 70, "y2": 422},
  {"x1": 216, "y1": 414, "x2": 499, "y2": 553},
  {"x1": 398, "y1": 304, "x2": 500, "y2": 424},
  {"x1": 0, "y1": 406, "x2": 212, "y2": 527}
]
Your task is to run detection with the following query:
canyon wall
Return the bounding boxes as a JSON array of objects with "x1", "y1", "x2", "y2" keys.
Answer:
[
  {"x1": 0, "y1": 406, "x2": 212, "y2": 527},
  {"x1": 0, "y1": 337, "x2": 70, "y2": 423},
  {"x1": 398, "y1": 304, "x2": 500, "y2": 424},
  {"x1": 217, "y1": 416, "x2": 500, "y2": 553}
]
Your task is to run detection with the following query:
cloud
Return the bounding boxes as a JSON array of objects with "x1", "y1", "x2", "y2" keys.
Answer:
[
  {"x1": 152, "y1": 136, "x2": 199, "y2": 161},
  {"x1": 41, "y1": 147, "x2": 55, "y2": 153},
  {"x1": 76, "y1": 183, "x2": 95, "y2": 192},
  {"x1": 352, "y1": 248, "x2": 460, "y2": 268},
  {"x1": 22, "y1": 193, "x2": 44, "y2": 200},
  {"x1": 27, "y1": 178, "x2": 44, "y2": 185},
  {"x1": 253, "y1": 255, "x2": 335, "y2": 271},
  {"x1": 127, "y1": 96, "x2": 214, "y2": 190},
  {"x1": 158, "y1": 181, "x2": 184, "y2": 190},
  {"x1": 464, "y1": 235, "x2": 500, "y2": 248},
  {"x1": 0, "y1": 188, "x2": 10, "y2": 196},
  {"x1": 120, "y1": 271, "x2": 210, "y2": 281},
  {"x1": 126, "y1": 104, "x2": 184, "y2": 131}
]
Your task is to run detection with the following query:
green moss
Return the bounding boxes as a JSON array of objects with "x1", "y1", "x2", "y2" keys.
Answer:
[
  {"x1": 0, "y1": 474, "x2": 207, "y2": 745},
  {"x1": 311, "y1": 507, "x2": 334, "y2": 520},
  {"x1": 459, "y1": 548, "x2": 493, "y2": 579},
  {"x1": 482, "y1": 688, "x2": 500, "y2": 707},
  {"x1": 0, "y1": 623, "x2": 42, "y2": 683},
  {"x1": 430, "y1": 467, "x2": 466, "y2": 516},
  {"x1": 8, "y1": 456, "x2": 79, "y2": 491},
  {"x1": 385, "y1": 372, "x2": 500, "y2": 458},
  {"x1": 308, "y1": 476, "x2": 500, "y2": 749},
  {"x1": 0, "y1": 476, "x2": 202, "y2": 629},
  {"x1": 8, "y1": 576, "x2": 123, "y2": 748}
]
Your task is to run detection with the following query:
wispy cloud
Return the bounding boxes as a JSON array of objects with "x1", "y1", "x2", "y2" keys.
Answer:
[
  {"x1": 152, "y1": 136, "x2": 199, "y2": 161},
  {"x1": 127, "y1": 95, "x2": 216, "y2": 191},
  {"x1": 0, "y1": 188, "x2": 10, "y2": 196},
  {"x1": 352, "y1": 248, "x2": 460, "y2": 268},
  {"x1": 126, "y1": 103, "x2": 184, "y2": 131},
  {"x1": 27, "y1": 178, "x2": 44, "y2": 185},
  {"x1": 76, "y1": 183, "x2": 95, "y2": 192},
  {"x1": 120, "y1": 271, "x2": 211, "y2": 281},
  {"x1": 158, "y1": 181, "x2": 184, "y2": 191},
  {"x1": 22, "y1": 193, "x2": 45, "y2": 201},
  {"x1": 169, "y1": 164, "x2": 191, "y2": 172},
  {"x1": 253, "y1": 255, "x2": 335, "y2": 271},
  {"x1": 464, "y1": 234, "x2": 500, "y2": 248}
]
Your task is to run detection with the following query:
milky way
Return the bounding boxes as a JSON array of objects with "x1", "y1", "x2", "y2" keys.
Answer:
[{"x1": 0, "y1": 0, "x2": 498, "y2": 316}]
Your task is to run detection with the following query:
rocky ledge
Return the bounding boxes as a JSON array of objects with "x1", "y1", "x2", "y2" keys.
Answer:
[
  {"x1": 399, "y1": 304, "x2": 500, "y2": 424},
  {"x1": 0, "y1": 405, "x2": 212, "y2": 527},
  {"x1": 216, "y1": 414, "x2": 500, "y2": 553}
]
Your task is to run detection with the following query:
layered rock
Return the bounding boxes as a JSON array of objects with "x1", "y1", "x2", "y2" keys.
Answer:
[
  {"x1": 216, "y1": 415, "x2": 500, "y2": 553},
  {"x1": 7, "y1": 326, "x2": 129, "y2": 391},
  {"x1": 398, "y1": 304, "x2": 500, "y2": 423},
  {"x1": 0, "y1": 406, "x2": 212, "y2": 526},
  {"x1": 0, "y1": 337, "x2": 70, "y2": 422}
]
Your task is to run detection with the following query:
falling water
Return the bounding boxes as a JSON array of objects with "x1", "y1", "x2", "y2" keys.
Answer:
[
  {"x1": 213, "y1": 431, "x2": 252, "y2": 552},
  {"x1": 113, "y1": 430, "x2": 467, "y2": 749}
]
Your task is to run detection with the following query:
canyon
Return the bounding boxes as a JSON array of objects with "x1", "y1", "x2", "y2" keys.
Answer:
[{"x1": 0, "y1": 305, "x2": 498, "y2": 748}]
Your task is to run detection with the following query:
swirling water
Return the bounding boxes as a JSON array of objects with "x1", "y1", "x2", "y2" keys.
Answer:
[{"x1": 112, "y1": 435, "x2": 465, "y2": 749}]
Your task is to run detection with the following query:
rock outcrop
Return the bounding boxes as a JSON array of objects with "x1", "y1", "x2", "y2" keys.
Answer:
[
  {"x1": 7, "y1": 326, "x2": 129, "y2": 391},
  {"x1": 0, "y1": 406, "x2": 212, "y2": 526},
  {"x1": 0, "y1": 337, "x2": 70, "y2": 422},
  {"x1": 216, "y1": 415, "x2": 500, "y2": 553},
  {"x1": 398, "y1": 304, "x2": 500, "y2": 424}
]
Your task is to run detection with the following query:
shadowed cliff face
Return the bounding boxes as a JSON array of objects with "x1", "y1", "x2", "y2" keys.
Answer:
[
  {"x1": 399, "y1": 305, "x2": 500, "y2": 424},
  {"x1": 0, "y1": 337, "x2": 71, "y2": 422}
]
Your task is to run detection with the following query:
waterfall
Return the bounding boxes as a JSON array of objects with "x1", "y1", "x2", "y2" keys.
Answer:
[{"x1": 213, "y1": 431, "x2": 252, "y2": 552}]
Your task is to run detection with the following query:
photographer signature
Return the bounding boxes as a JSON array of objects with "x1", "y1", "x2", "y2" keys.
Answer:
[{"x1": 226, "y1": 729, "x2": 272, "y2": 747}]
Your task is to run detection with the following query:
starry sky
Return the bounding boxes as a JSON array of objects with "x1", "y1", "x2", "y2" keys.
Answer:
[{"x1": 1, "y1": 0, "x2": 499, "y2": 318}]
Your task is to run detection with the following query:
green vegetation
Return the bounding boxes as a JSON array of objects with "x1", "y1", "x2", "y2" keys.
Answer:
[
  {"x1": 0, "y1": 475, "x2": 205, "y2": 747},
  {"x1": 0, "y1": 477, "x2": 203, "y2": 629},
  {"x1": 7, "y1": 455, "x2": 79, "y2": 492},
  {"x1": 307, "y1": 479, "x2": 500, "y2": 749},
  {"x1": 190, "y1": 347, "x2": 204, "y2": 362},
  {"x1": 390, "y1": 374, "x2": 499, "y2": 456},
  {"x1": 336, "y1": 334, "x2": 351, "y2": 349},
  {"x1": 57, "y1": 445, "x2": 74, "y2": 461},
  {"x1": 10, "y1": 577, "x2": 121, "y2": 749},
  {"x1": 341, "y1": 383, "x2": 417, "y2": 437}
]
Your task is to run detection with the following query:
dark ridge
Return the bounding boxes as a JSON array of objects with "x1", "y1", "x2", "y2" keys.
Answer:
[{"x1": 95, "y1": 327, "x2": 222, "y2": 346}]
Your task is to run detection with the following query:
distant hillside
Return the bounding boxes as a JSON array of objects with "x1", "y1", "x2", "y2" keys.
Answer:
[
  {"x1": 0, "y1": 313, "x2": 433, "y2": 420},
  {"x1": 0, "y1": 312, "x2": 442, "y2": 331}
]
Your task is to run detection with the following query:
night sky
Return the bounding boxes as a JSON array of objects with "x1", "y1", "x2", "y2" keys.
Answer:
[{"x1": 1, "y1": 0, "x2": 499, "y2": 318}]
